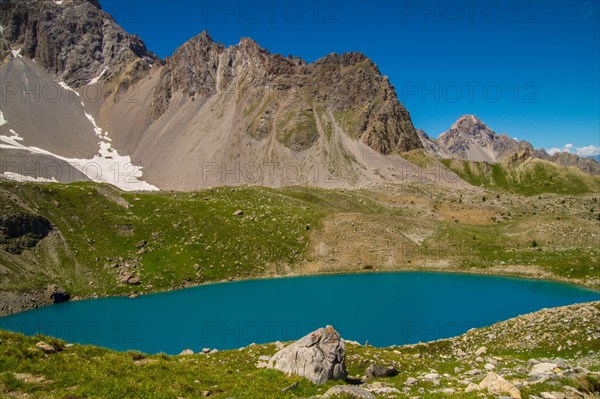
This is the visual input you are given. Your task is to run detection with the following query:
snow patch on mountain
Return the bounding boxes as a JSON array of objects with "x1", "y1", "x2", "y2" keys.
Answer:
[
  {"x1": 88, "y1": 67, "x2": 108, "y2": 85},
  {"x1": 0, "y1": 114, "x2": 157, "y2": 191},
  {"x1": 58, "y1": 82, "x2": 80, "y2": 97},
  {"x1": 1, "y1": 172, "x2": 58, "y2": 183}
]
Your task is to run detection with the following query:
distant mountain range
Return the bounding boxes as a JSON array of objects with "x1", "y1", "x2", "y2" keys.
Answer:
[
  {"x1": 418, "y1": 115, "x2": 600, "y2": 176},
  {"x1": 0, "y1": 0, "x2": 598, "y2": 192}
]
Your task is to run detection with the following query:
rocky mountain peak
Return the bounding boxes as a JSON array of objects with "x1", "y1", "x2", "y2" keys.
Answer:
[
  {"x1": 447, "y1": 115, "x2": 495, "y2": 139},
  {"x1": 150, "y1": 33, "x2": 421, "y2": 154},
  {"x1": 438, "y1": 115, "x2": 523, "y2": 162},
  {"x1": 0, "y1": 0, "x2": 157, "y2": 87}
]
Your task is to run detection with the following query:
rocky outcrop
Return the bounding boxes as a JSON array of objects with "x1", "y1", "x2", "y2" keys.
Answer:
[
  {"x1": 268, "y1": 325, "x2": 348, "y2": 384},
  {"x1": 151, "y1": 33, "x2": 421, "y2": 154},
  {"x1": 365, "y1": 364, "x2": 398, "y2": 379},
  {"x1": 45, "y1": 285, "x2": 70, "y2": 304},
  {"x1": 0, "y1": 213, "x2": 52, "y2": 254},
  {"x1": 0, "y1": 0, "x2": 157, "y2": 87}
]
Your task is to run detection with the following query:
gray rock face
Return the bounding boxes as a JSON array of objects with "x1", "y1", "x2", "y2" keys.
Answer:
[
  {"x1": 0, "y1": 0, "x2": 157, "y2": 87},
  {"x1": 268, "y1": 325, "x2": 348, "y2": 385},
  {"x1": 151, "y1": 32, "x2": 422, "y2": 154},
  {"x1": 0, "y1": 212, "x2": 53, "y2": 254}
]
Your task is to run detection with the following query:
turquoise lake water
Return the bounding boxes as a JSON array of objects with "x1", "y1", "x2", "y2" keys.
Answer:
[{"x1": 1, "y1": 272, "x2": 598, "y2": 354}]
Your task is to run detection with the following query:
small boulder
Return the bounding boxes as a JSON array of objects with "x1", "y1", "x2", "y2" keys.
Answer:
[
  {"x1": 475, "y1": 346, "x2": 487, "y2": 356},
  {"x1": 479, "y1": 372, "x2": 521, "y2": 399},
  {"x1": 366, "y1": 382, "x2": 401, "y2": 395},
  {"x1": 36, "y1": 341, "x2": 56, "y2": 354},
  {"x1": 424, "y1": 373, "x2": 440, "y2": 381},
  {"x1": 268, "y1": 325, "x2": 347, "y2": 385},
  {"x1": 405, "y1": 377, "x2": 418, "y2": 386},
  {"x1": 322, "y1": 385, "x2": 375, "y2": 399},
  {"x1": 126, "y1": 276, "x2": 141, "y2": 285},
  {"x1": 366, "y1": 364, "x2": 399, "y2": 379},
  {"x1": 530, "y1": 363, "x2": 559, "y2": 375},
  {"x1": 234, "y1": 210, "x2": 244, "y2": 217},
  {"x1": 179, "y1": 349, "x2": 194, "y2": 356}
]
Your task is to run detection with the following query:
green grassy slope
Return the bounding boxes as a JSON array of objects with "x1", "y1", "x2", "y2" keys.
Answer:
[
  {"x1": 440, "y1": 158, "x2": 600, "y2": 196},
  {"x1": 0, "y1": 181, "x2": 379, "y2": 298}
]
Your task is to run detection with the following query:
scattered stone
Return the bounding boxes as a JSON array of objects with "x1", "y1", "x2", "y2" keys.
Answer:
[
  {"x1": 475, "y1": 346, "x2": 487, "y2": 356},
  {"x1": 179, "y1": 349, "x2": 194, "y2": 356},
  {"x1": 36, "y1": 341, "x2": 56, "y2": 354},
  {"x1": 268, "y1": 325, "x2": 347, "y2": 385},
  {"x1": 485, "y1": 363, "x2": 496, "y2": 370},
  {"x1": 274, "y1": 341, "x2": 285, "y2": 350},
  {"x1": 365, "y1": 364, "x2": 398, "y2": 379},
  {"x1": 234, "y1": 210, "x2": 244, "y2": 217},
  {"x1": 424, "y1": 373, "x2": 440, "y2": 381},
  {"x1": 564, "y1": 386, "x2": 585, "y2": 399},
  {"x1": 202, "y1": 348, "x2": 211, "y2": 354},
  {"x1": 531, "y1": 363, "x2": 559, "y2": 375},
  {"x1": 365, "y1": 382, "x2": 401, "y2": 395},
  {"x1": 479, "y1": 372, "x2": 521, "y2": 399},
  {"x1": 322, "y1": 385, "x2": 375, "y2": 399},
  {"x1": 258, "y1": 355, "x2": 271, "y2": 362},
  {"x1": 126, "y1": 276, "x2": 141, "y2": 285},
  {"x1": 405, "y1": 377, "x2": 418, "y2": 386}
]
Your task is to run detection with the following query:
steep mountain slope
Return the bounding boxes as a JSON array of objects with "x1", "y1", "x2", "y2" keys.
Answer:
[
  {"x1": 0, "y1": 0, "x2": 430, "y2": 191},
  {"x1": 417, "y1": 129, "x2": 452, "y2": 159}
]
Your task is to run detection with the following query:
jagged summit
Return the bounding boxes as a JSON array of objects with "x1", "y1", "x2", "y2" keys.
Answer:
[
  {"x1": 0, "y1": 2, "x2": 426, "y2": 190},
  {"x1": 0, "y1": 0, "x2": 157, "y2": 86},
  {"x1": 437, "y1": 115, "x2": 524, "y2": 162}
]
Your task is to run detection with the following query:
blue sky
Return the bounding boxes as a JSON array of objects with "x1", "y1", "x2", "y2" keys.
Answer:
[{"x1": 99, "y1": 0, "x2": 600, "y2": 156}]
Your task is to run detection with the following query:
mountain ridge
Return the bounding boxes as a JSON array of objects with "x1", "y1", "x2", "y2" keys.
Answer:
[
  {"x1": 420, "y1": 115, "x2": 600, "y2": 176},
  {"x1": 0, "y1": 0, "x2": 432, "y2": 191}
]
